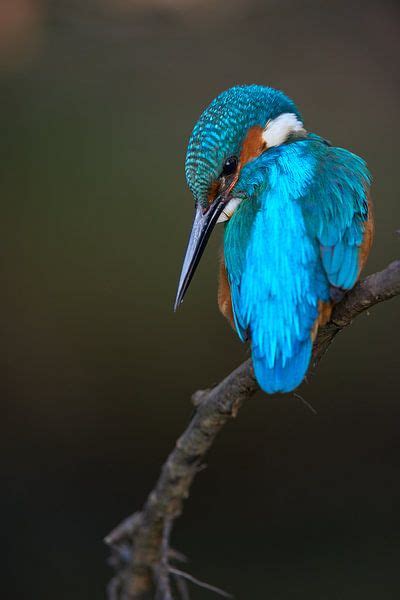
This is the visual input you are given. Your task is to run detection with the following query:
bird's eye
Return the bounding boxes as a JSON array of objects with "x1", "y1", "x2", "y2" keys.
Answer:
[{"x1": 221, "y1": 156, "x2": 238, "y2": 177}]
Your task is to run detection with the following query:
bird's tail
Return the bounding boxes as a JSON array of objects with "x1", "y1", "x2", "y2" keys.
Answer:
[{"x1": 252, "y1": 338, "x2": 312, "y2": 394}]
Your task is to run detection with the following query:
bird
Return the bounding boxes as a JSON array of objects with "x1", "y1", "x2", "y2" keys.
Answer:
[{"x1": 174, "y1": 85, "x2": 374, "y2": 394}]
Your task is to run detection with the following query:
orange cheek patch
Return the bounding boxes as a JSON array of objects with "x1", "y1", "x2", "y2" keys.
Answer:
[
  {"x1": 207, "y1": 126, "x2": 265, "y2": 205},
  {"x1": 240, "y1": 126, "x2": 266, "y2": 166},
  {"x1": 207, "y1": 180, "x2": 219, "y2": 204}
]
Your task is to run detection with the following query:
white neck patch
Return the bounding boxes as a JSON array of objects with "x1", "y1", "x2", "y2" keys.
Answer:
[
  {"x1": 262, "y1": 112, "x2": 305, "y2": 148},
  {"x1": 217, "y1": 197, "x2": 242, "y2": 223}
]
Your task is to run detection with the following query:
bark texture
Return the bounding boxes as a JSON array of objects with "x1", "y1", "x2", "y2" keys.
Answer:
[{"x1": 105, "y1": 260, "x2": 400, "y2": 600}]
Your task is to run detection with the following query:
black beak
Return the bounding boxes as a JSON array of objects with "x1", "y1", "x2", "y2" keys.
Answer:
[{"x1": 174, "y1": 195, "x2": 226, "y2": 311}]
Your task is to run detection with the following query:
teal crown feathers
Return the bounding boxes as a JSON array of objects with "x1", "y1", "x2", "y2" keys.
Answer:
[{"x1": 185, "y1": 85, "x2": 301, "y2": 207}]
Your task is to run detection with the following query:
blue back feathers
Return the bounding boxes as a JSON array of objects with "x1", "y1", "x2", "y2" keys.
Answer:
[{"x1": 224, "y1": 136, "x2": 370, "y2": 393}]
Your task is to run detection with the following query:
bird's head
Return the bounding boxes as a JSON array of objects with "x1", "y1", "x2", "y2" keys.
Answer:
[{"x1": 174, "y1": 84, "x2": 305, "y2": 310}]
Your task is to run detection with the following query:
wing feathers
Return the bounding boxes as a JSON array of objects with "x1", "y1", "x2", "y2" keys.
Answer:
[{"x1": 223, "y1": 137, "x2": 371, "y2": 393}]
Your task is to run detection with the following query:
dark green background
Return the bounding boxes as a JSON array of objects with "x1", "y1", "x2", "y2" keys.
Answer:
[{"x1": 1, "y1": 1, "x2": 399, "y2": 598}]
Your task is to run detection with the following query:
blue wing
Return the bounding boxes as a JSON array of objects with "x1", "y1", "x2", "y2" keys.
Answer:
[
  {"x1": 301, "y1": 136, "x2": 370, "y2": 291},
  {"x1": 224, "y1": 137, "x2": 371, "y2": 394}
]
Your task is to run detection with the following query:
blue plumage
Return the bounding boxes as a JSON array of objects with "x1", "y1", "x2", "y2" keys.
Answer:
[
  {"x1": 224, "y1": 137, "x2": 370, "y2": 393},
  {"x1": 178, "y1": 85, "x2": 372, "y2": 394}
]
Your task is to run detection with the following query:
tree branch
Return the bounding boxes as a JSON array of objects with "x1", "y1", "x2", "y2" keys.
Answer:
[{"x1": 105, "y1": 259, "x2": 400, "y2": 599}]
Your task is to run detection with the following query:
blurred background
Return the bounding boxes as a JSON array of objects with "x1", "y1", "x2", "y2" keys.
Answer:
[{"x1": 1, "y1": 1, "x2": 399, "y2": 598}]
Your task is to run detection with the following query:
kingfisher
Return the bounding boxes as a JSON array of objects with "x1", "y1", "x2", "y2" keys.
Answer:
[{"x1": 174, "y1": 85, "x2": 374, "y2": 394}]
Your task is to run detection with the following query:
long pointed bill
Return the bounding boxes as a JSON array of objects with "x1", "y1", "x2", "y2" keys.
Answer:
[{"x1": 174, "y1": 197, "x2": 226, "y2": 311}]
